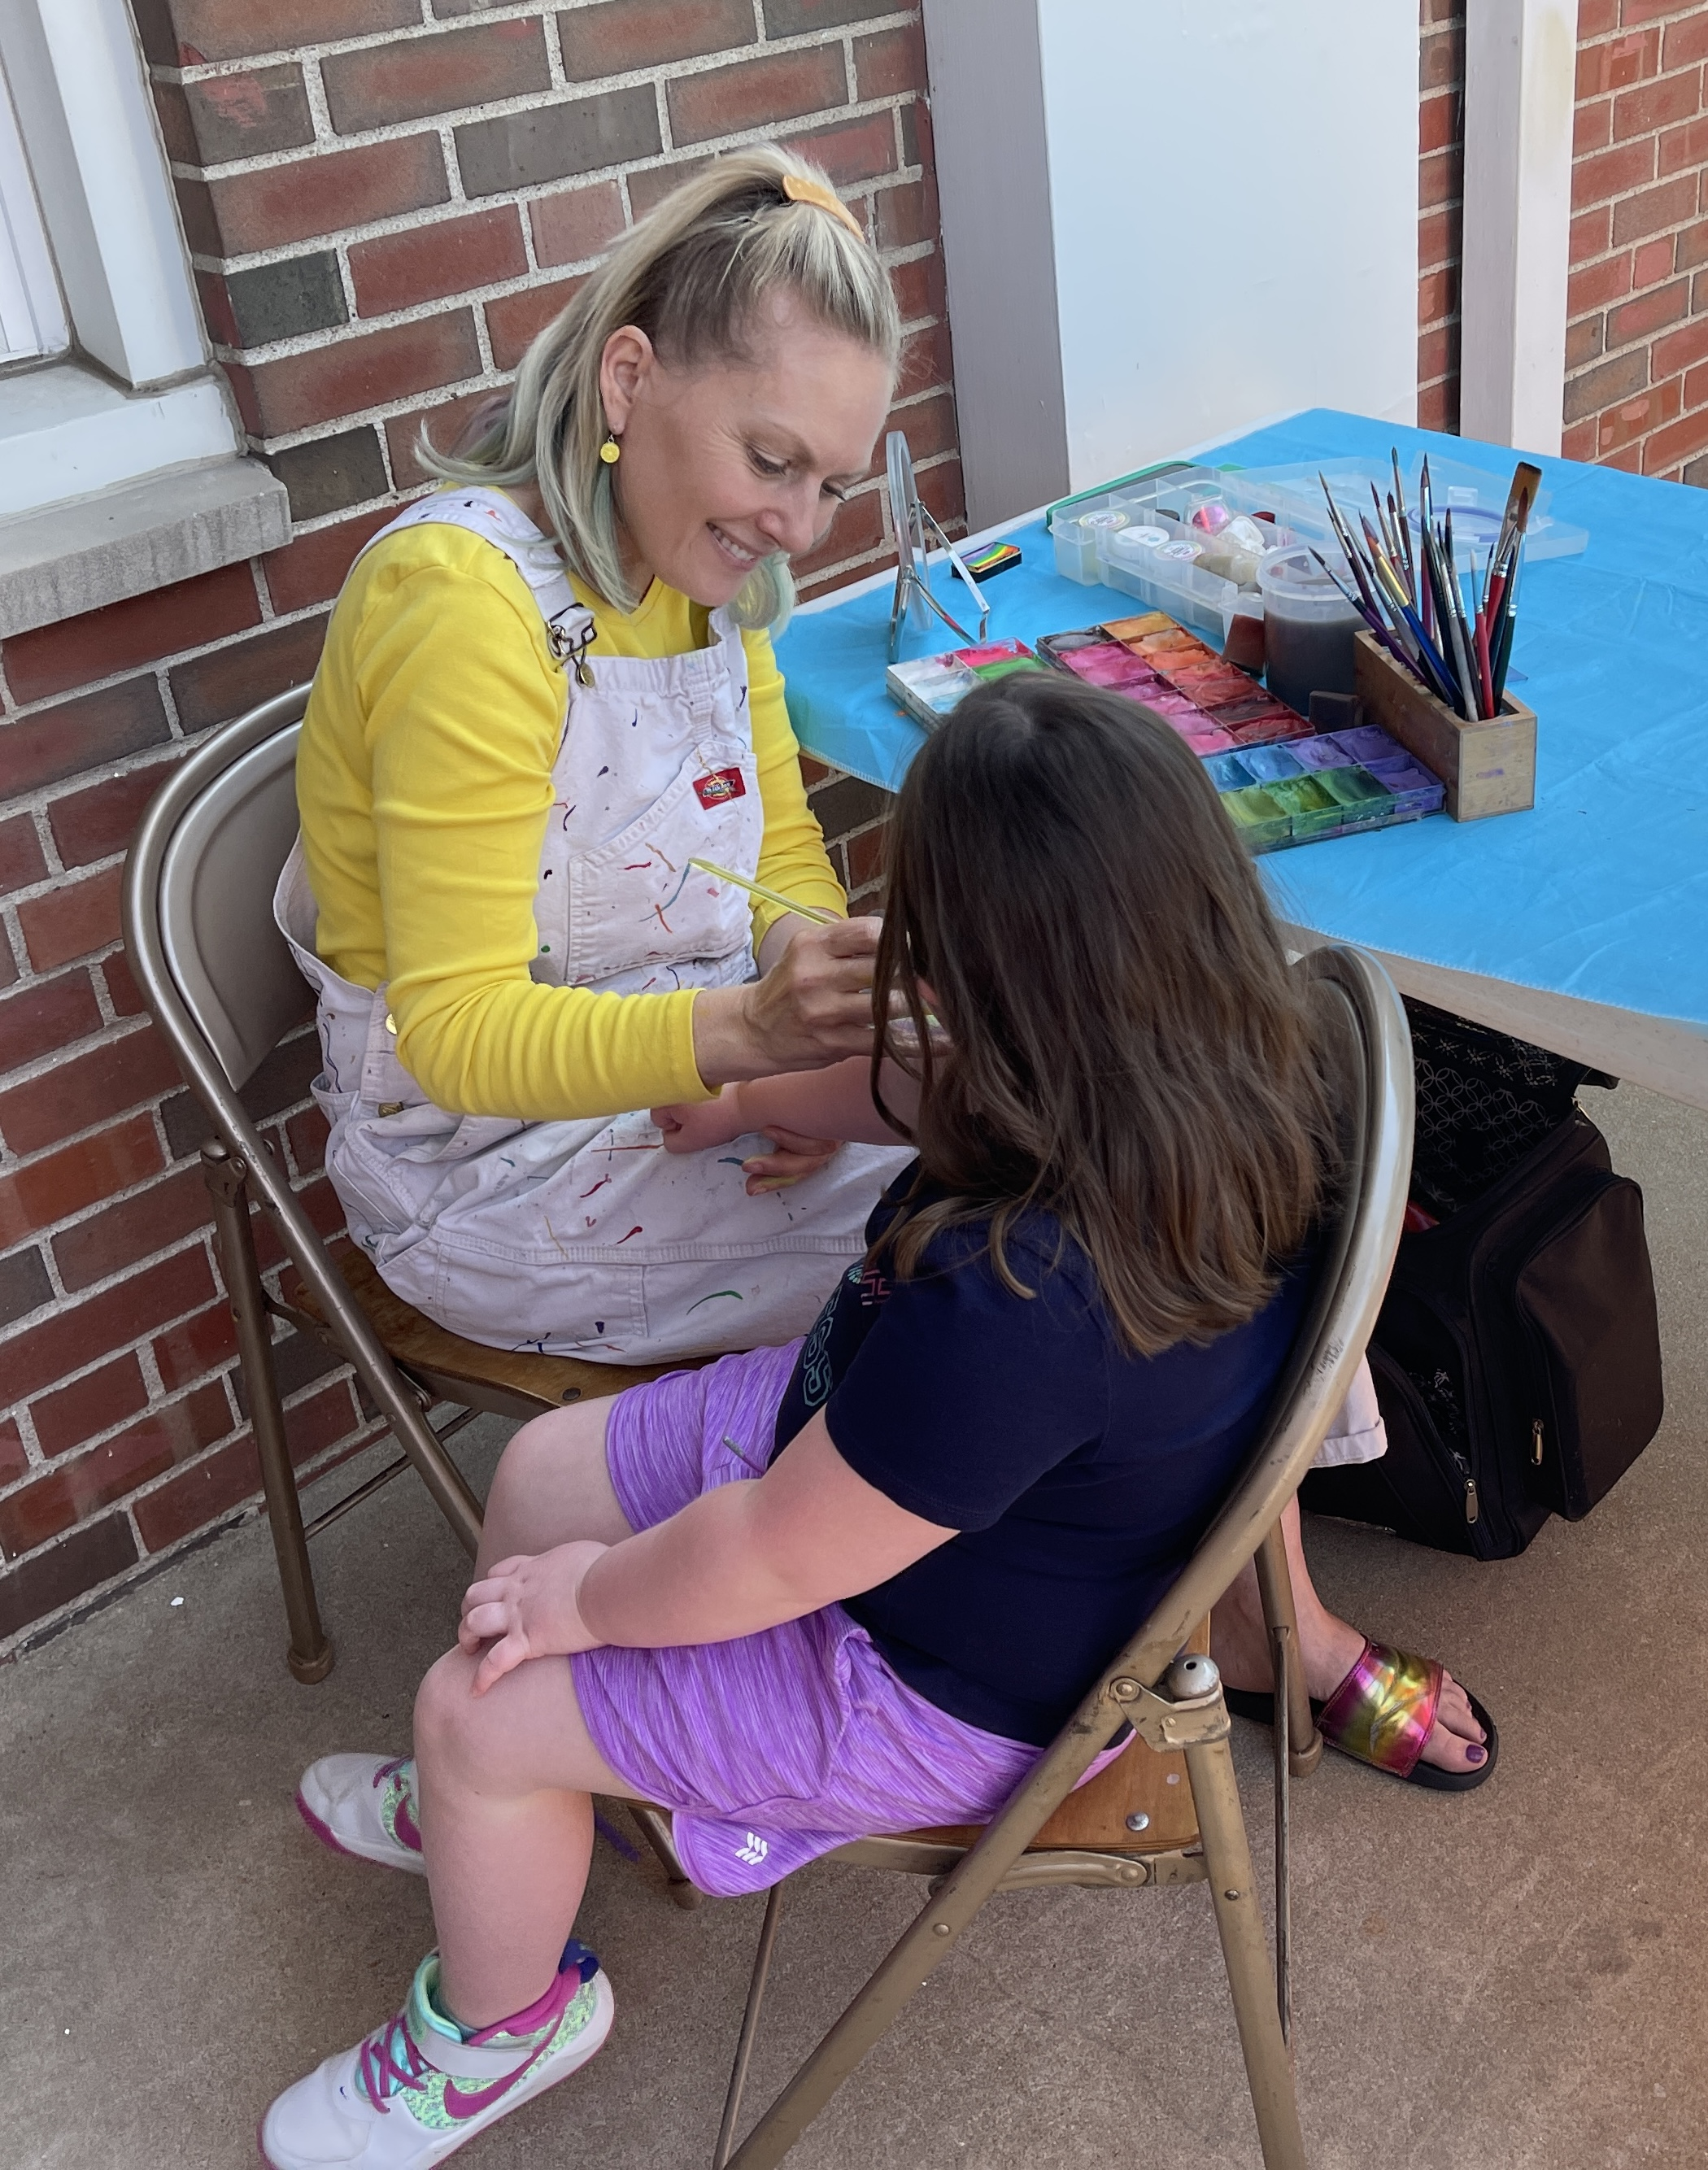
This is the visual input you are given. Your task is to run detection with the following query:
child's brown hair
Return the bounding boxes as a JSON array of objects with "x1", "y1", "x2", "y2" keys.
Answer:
[{"x1": 873, "y1": 671, "x2": 1346, "y2": 1355}]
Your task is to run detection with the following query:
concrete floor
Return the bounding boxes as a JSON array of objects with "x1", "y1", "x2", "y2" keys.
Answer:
[{"x1": 3, "y1": 1078, "x2": 1706, "y2": 2170}]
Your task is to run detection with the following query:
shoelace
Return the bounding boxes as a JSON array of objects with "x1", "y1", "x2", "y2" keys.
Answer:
[
  {"x1": 355, "y1": 1945, "x2": 599, "y2": 2119},
  {"x1": 356, "y1": 2013, "x2": 434, "y2": 2114}
]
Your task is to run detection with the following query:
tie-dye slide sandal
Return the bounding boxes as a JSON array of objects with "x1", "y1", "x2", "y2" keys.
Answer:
[{"x1": 1224, "y1": 1637, "x2": 1497, "y2": 1792}]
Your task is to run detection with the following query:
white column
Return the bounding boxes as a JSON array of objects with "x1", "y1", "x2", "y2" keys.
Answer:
[
  {"x1": 920, "y1": 0, "x2": 1070, "y2": 530},
  {"x1": 922, "y1": 0, "x2": 1422, "y2": 528},
  {"x1": 1461, "y1": 0, "x2": 1580, "y2": 455}
]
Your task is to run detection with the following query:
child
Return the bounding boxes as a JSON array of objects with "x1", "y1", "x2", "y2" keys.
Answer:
[{"x1": 264, "y1": 674, "x2": 1392, "y2": 2168}]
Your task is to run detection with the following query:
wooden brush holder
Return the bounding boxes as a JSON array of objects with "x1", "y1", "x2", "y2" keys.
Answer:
[{"x1": 1352, "y1": 630, "x2": 1536, "y2": 821}]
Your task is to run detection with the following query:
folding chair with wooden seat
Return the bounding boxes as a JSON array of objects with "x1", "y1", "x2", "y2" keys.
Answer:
[
  {"x1": 121, "y1": 687, "x2": 696, "y2": 1683},
  {"x1": 626, "y1": 943, "x2": 1413, "y2": 2170}
]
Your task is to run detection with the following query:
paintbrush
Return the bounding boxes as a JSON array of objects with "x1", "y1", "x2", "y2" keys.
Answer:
[
  {"x1": 1418, "y1": 457, "x2": 1436, "y2": 642},
  {"x1": 1387, "y1": 494, "x2": 1413, "y2": 604},
  {"x1": 688, "y1": 857, "x2": 841, "y2": 925},
  {"x1": 1391, "y1": 447, "x2": 1417, "y2": 602},
  {"x1": 1440, "y1": 512, "x2": 1481, "y2": 721},
  {"x1": 1491, "y1": 460, "x2": 1543, "y2": 577},
  {"x1": 1491, "y1": 536, "x2": 1524, "y2": 706},
  {"x1": 1418, "y1": 515, "x2": 1470, "y2": 717},
  {"x1": 1359, "y1": 521, "x2": 1458, "y2": 700}
]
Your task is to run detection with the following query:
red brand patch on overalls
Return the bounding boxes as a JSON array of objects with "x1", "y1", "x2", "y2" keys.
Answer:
[{"x1": 693, "y1": 767, "x2": 747, "y2": 808}]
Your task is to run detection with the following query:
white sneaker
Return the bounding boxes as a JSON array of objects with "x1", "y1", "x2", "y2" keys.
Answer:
[
  {"x1": 259, "y1": 1943, "x2": 613, "y2": 2168},
  {"x1": 297, "y1": 1754, "x2": 426, "y2": 1876}
]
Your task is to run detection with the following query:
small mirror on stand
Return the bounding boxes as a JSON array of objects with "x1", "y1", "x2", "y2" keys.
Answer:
[{"x1": 886, "y1": 429, "x2": 990, "y2": 663}]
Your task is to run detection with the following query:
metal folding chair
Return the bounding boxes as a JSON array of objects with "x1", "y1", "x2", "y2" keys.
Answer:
[
  {"x1": 125, "y1": 695, "x2": 1411, "y2": 2166},
  {"x1": 631, "y1": 943, "x2": 1413, "y2": 2170},
  {"x1": 120, "y1": 690, "x2": 683, "y2": 1683}
]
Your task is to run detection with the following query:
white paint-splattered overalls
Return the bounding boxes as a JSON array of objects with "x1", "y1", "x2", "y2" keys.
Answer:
[{"x1": 275, "y1": 488, "x2": 908, "y2": 1363}]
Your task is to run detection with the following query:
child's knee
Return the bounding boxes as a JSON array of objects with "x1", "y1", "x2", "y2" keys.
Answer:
[{"x1": 414, "y1": 1646, "x2": 483, "y2": 1777}]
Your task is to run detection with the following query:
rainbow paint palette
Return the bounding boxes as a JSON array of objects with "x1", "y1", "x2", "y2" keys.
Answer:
[
  {"x1": 884, "y1": 605, "x2": 1447, "y2": 852},
  {"x1": 885, "y1": 638, "x2": 1048, "y2": 729}
]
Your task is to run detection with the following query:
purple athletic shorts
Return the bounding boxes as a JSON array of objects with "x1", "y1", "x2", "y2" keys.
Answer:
[{"x1": 569, "y1": 1339, "x2": 1126, "y2": 1898}]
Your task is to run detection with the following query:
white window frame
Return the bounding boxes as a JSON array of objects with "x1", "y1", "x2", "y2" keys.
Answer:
[
  {"x1": 0, "y1": 61, "x2": 68, "y2": 367},
  {"x1": 0, "y1": 0, "x2": 287, "y2": 636}
]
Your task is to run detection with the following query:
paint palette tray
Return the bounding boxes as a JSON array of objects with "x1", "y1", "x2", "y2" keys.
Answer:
[
  {"x1": 1038, "y1": 609, "x2": 1447, "y2": 852},
  {"x1": 885, "y1": 638, "x2": 1048, "y2": 730},
  {"x1": 1039, "y1": 614, "x2": 1305, "y2": 753},
  {"x1": 1204, "y1": 726, "x2": 1445, "y2": 852}
]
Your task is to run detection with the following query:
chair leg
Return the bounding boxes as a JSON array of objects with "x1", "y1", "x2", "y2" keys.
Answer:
[
  {"x1": 1184, "y1": 1721, "x2": 1309, "y2": 2170},
  {"x1": 202, "y1": 1142, "x2": 333, "y2": 1684},
  {"x1": 627, "y1": 1805, "x2": 704, "y2": 1911},
  {"x1": 1255, "y1": 1519, "x2": 1322, "y2": 1777},
  {"x1": 714, "y1": 1884, "x2": 786, "y2": 2170}
]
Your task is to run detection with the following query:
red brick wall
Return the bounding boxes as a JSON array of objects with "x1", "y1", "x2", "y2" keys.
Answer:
[
  {"x1": 1417, "y1": 1, "x2": 1708, "y2": 470},
  {"x1": 1418, "y1": 0, "x2": 1466, "y2": 433},
  {"x1": 0, "y1": 0, "x2": 954, "y2": 1652},
  {"x1": 1564, "y1": 0, "x2": 1708, "y2": 474}
]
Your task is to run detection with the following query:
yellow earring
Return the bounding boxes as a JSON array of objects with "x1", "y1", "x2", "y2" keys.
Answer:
[{"x1": 599, "y1": 432, "x2": 621, "y2": 465}]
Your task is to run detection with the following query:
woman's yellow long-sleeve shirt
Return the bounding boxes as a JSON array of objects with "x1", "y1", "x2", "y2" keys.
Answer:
[{"x1": 297, "y1": 517, "x2": 845, "y2": 1122}]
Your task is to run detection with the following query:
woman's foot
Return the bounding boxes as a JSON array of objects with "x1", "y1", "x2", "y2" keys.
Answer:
[
  {"x1": 297, "y1": 1754, "x2": 425, "y2": 1874},
  {"x1": 1209, "y1": 1506, "x2": 1488, "y2": 1778},
  {"x1": 259, "y1": 1944, "x2": 612, "y2": 2169}
]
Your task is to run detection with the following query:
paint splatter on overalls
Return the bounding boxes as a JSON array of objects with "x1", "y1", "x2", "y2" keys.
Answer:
[{"x1": 274, "y1": 489, "x2": 908, "y2": 1362}]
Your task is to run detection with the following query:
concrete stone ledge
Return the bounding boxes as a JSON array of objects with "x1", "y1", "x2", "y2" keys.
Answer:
[{"x1": 0, "y1": 457, "x2": 290, "y2": 638}]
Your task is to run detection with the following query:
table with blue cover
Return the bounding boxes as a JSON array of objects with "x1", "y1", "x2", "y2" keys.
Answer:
[{"x1": 777, "y1": 409, "x2": 1708, "y2": 1109}]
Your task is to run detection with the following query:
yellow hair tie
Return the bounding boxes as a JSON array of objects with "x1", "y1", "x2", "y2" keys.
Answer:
[{"x1": 781, "y1": 172, "x2": 865, "y2": 244}]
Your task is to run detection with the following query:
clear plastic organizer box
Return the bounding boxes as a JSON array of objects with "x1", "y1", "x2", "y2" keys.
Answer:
[
  {"x1": 1051, "y1": 467, "x2": 1301, "y2": 640},
  {"x1": 1215, "y1": 455, "x2": 1588, "y2": 569}
]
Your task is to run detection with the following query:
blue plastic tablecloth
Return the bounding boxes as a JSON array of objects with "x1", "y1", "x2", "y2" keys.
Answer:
[{"x1": 776, "y1": 407, "x2": 1708, "y2": 1044}]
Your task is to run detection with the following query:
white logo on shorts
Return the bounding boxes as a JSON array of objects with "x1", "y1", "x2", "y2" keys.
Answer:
[{"x1": 735, "y1": 1832, "x2": 769, "y2": 1866}]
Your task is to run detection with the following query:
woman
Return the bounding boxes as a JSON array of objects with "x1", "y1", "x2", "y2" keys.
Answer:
[{"x1": 277, "y1": 146, "x2": 911, "y2": 1365}]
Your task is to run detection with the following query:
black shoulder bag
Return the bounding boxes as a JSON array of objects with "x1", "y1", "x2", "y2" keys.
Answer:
[{"x1": 1301, "y1": 1001, "x2": 1665, "y2": 1561}]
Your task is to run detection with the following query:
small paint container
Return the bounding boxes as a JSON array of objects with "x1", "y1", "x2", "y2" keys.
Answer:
[
  {"x1": 1362, "y1": 756, "x2": 1446, "y2": 818},
  {"x1": 1257, "y1": 548, "x2": 1362, "y2": 717},
  {"x1": 1103, "y1": 612, "x2": 1176, "y2": 643},
  {"x1": 1179, "y1": 673, "x2": 1267, "y2": 708},
  {"x1": 1288, "y1": 734, "x2": 1353, "y2": 771},
  {"x1": 889, "y1": 658, "x2": 976, "y2": 717},
  {"x1": 1330, "y1": 724, "x2": 1409, "y2": 767},
  {"x1": 1240, "y1": 743, "x2": 1307, "y2": 785},
  {"x1": 1203, "y1": 692, "x2": 1281, "y2": 729},
  {"x1": 1220, "y1": 784, "x2": 1292, "y2": 853},
  {"x1": 1315, "y1": 765, "x2": 1397, "y2": 831},
  {"x1": 953, "y1": 640, "x2": 1034, "y2": 669},
  {"x1": 1229, "y1": 708, "x2": 1309, "y2": 747},
  {"x1": 1203, "y1": 751, "x2": 1258, "y2": 791},
  {"x1": 1181, "y1": 724, "x2": 1238, "y2": 754},
  {"x1": 1265, "y1": 773, "x2": 1345, "y2": 843}
]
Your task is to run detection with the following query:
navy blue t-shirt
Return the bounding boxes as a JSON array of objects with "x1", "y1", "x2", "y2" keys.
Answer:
[{"x1": 771, "y1": 1163, "x2": 1316, "y2": 1747}]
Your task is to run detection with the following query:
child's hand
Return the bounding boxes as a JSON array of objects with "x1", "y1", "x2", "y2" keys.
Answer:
[
  {"x1": 652, "y1": 1089, "x2": 743, "y2": 1155},
  {"x1": 740, "y1": 1127, "x2": 839, "y2": 1194},
  {"x1": 459, "y1": 1538, "x2": 609, "y2": 1694}
]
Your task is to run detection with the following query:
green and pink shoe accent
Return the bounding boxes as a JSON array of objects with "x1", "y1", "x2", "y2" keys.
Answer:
[
  {"x1": 297, "y1": 1754, "x2": 426, "y2": 1874},
  {"x1": 259, "y1": 1940, "x2": 613, "y2": 2169}
]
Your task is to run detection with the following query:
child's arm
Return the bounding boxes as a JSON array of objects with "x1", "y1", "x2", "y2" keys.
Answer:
[
  {"x1": 652, "y1": 1054, "x2": 919, "y2": 1156},
  {"x1": 459, "y1": 1410, "x2": 951, "y2": 1691}
]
